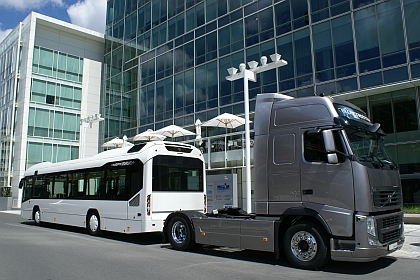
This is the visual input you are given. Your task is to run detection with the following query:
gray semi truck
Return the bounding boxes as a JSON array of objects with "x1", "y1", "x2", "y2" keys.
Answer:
[{"x1": 163, "y1": 93, "x2": 404, "y2": 270}]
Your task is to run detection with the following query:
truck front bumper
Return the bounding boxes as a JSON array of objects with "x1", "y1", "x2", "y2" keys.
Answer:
[
  {"x1": 330, "y1": 236, "x2": 404, "y2": 262},
  {"x1": 331, "y1": 211, "x2": 404, "y2": 262}
]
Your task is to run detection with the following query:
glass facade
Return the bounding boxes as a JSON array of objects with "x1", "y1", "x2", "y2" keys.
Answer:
[
  {"x1": 0, "y1": 28, "x2": 19, "y2": 188},
  {"x1": 104, "y1": 0, "x2": 420, "y2": 204},
  {"x1": 27, "y1": 46, "x2": 83, "y2": 168}
]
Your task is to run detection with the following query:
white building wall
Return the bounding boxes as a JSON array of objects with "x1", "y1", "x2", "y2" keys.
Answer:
[{"x1": 81, "y1": 59, "x2": 103, "y2": 158}]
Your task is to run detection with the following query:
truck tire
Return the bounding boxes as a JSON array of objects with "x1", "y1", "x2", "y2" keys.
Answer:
[
  {"x1": 283, "y1": 222, "x2": 329, "y2": 270},
  {"x1": 166, "y1": 215, "x2": 194, "y2": 251}
]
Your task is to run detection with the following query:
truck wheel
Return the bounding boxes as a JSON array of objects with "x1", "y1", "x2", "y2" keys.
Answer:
[
  {"x1": 87, "y1": 211, "x2": 101, "y2": 236},
  {"x1": 283, "y1": 222, "x2": 329, "y2": 270},
  {"x1": 33, "y1": 207, "x2": 41, "y2": 226},
  {"x1": 167, "y1": 215, "x2": 194, "y2": 251}
]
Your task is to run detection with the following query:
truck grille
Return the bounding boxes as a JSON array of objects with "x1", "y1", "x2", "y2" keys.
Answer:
[
  {"x1": 373, "y1": 190, "x2": 402, "y2": 208},
  {"x1": 382, "y1": 230, "x2": 401, "y2": 243},
  {"x1": 381, "y1": 216, "x2": 400, "y2": 228},
  {"x1": 377, "y1": 214, "x2": 403, "y2": 244}
]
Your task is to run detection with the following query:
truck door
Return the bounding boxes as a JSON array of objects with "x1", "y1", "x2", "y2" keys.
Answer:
[
  {"x1": 300, "y1": 128, "x2": 354, "y2": 237},
  {"x1": 267, "y1": 127, "x2": 302, "y2": 208}
]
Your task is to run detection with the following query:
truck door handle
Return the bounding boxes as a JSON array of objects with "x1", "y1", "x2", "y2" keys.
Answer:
[{"x1": 302, "y1": 189, "x2": 313, "y2": 195}]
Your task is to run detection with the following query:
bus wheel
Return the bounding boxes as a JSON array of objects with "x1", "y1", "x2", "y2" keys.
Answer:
[
  {"x1": 87, "y1": 211, "x2": 101, "y2": 236},
  {"x1": 283, "y1": 222, "x2": 329, "y2": 270},
  {"x1": 167, "y1": 215, "x2": 194, "y2": 251},
  {"x1": 33, "y1": 207, "x2": 41, "y2": 226}
]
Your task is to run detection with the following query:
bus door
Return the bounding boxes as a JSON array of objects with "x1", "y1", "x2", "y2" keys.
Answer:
[{"x1": 127, "y1": 166, "x2": 144, "y2": 222}]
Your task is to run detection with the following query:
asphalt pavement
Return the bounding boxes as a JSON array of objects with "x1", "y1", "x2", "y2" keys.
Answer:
[{"x1": 2, "y1": 210, "x2": 419, "y2": 261}]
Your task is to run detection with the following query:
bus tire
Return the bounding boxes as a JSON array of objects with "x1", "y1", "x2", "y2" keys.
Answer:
[
  {"x1": 33, "y1": 207, "x2": 41, "y2": 226},
  {"x1": 87, "y1": 211, "x2": 101, "y2": 236},
  {"x1": 166, "y1": 215, "x2": 194, "y2": 251},
  {"x1": 283, "y1": 221, "x2": 329, "y2": 270}
]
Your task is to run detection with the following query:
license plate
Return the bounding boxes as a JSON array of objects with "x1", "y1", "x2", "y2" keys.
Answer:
[{"x1": 388, "y1": 242, "x2": 398, "y2": 251}]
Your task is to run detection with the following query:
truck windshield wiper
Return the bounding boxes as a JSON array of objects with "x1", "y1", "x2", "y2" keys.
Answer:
[
  {"x1": 370, "y1": 154, "x2": 384, "y2": 168},
  {"x1": 358, "y1": 155, "x2": 382, "y2": 168}
]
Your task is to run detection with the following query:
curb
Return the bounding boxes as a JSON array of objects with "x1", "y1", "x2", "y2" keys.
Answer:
[{"x1": 404, "y1": 214, "x2": 420, "y2": 225}]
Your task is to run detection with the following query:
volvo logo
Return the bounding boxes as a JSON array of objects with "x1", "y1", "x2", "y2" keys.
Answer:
[{"x1": 381, "y1": 191, "x2": 397, "y2": 208}]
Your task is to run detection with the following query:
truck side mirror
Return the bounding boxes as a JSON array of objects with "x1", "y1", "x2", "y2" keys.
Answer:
[
  {"x1": 327, "y1": 154, "x2": 338, "y2": 164},
  {"x1": 323, "y1": 130, "x2": 339, "y2": 164},
  {"x1": 322, "y1": 130, "x2": 336, "y2": 152}
]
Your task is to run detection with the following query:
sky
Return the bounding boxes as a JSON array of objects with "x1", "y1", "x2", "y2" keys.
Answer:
[{"x1": 0, "y1": 0, "x2": 107, "y2": 43}]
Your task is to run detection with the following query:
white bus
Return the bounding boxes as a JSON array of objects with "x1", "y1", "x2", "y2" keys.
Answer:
[{"x1": 19, "y1": 141, "x2": 206, "y2": 235}]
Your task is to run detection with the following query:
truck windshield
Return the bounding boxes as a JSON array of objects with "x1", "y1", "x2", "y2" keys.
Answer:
[
  {"x1": 334, "y1": 104, "x2": 396, "y2": 169},
  {"x1": 344, "y1": 126, "x2": 395, "y2": 168}
]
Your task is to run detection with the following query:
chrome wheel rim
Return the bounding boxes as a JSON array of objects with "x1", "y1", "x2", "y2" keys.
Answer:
[
  {"x1": 290, "y1": 231, "x2": 317, "y2": 262},
  {"x1": 171, "y1": 221, "x2": 186, "y2": 244},
  {"x1": 89, "y1": 215, "x2": 99, "y2": 233}
]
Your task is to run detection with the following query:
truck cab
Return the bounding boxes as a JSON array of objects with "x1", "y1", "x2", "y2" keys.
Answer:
[
  {"x1": 164, "y1": 93, "x2": 404, "y2": 270},
  {"x1": 254, "y1": 93, "x2": 404, "y2": 262}
]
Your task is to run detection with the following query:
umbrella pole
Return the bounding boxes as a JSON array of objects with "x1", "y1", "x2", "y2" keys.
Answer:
[{"x1": 225, "y1": 127, "x2": 227, "y2": 168}]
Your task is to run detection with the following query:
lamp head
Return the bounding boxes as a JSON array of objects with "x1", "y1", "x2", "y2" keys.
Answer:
[
  {"x1": 260, "y1": 56, "x2": 267, "y2": 66},
  {"x1": 227, "y1": 67, "x2": 238, "y2": 75},
  {"x1": 247, "y1": 60, "x2": 258, "y2": 69},
  {"x1": 270, "y1": 53, "x2": 281, "y2": 62}
]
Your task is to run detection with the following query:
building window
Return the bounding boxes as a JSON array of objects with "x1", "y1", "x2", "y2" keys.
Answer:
[{"x1": 32, "y1": 46, "x2": 83, "y2": 83}]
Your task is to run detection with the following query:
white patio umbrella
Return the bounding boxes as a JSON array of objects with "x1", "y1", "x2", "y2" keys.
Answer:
[
  {"x1": 133, "y1": 129, "x2": 166, "y2": 141},
  {"x1": 102, "y1": 135, "x2": 134, "y2": 148},
  {"x1": 102, "y1": 137, "x2": 123, "y2": 147},
  {"x1": 202, "y1": 113, "x2": 250, "y2": 153},
  {"x1": 154, "y1": 124, "x2": 195, "y2": 139},
  {"x1": 201, "y1": 112, "x2": 248, "y2": 129}
]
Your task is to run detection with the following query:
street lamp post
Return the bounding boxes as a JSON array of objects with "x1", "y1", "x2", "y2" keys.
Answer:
[
  {"x1": 79, "y1": 113, "x2": 104, "y2": 158},
  {"x1": 226, "y1": 53, "x2": 288, "y2": 213}
]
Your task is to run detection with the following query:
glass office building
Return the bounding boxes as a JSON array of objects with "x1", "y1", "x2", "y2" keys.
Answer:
[{"x1": 104, "y1": 0, "x2": 420, "y2": 206}]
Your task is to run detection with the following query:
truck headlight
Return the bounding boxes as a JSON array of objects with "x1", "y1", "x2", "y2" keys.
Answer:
[
  {"x1": 368, "y1": 237, "x2": 378, "y2": 246},
  {"x1": 367, "y1": 216, "x2": 376, "y2": 237}
]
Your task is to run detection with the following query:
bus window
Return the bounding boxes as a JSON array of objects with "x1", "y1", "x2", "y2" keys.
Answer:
[
  {"x1": 129, "y1": 168, "x2": 143, "y2": 197},
  {"x1": 152, "y1": 155, "x2": 203, "y2": 192},
  {"x1": 22, "y1": 176, "x2": 34, "y2": 202},
  {"x1": 33, "y1": 176, "x2": 51, "y2": 198},
  {"x1": 86, "y1": 170, "x2": 105, "y2": 198},
  {"x1": 53, "y1": 173, "x2": 67, "y2": 198},
  {"x1": 69, "y1": 171, "x2": 85, "y2": 198},
  {"x1": 106, "y1": 169, "x2": 127, "y2": 200}
]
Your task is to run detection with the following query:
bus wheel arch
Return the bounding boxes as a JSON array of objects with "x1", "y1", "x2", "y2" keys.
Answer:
[
  {"x1": 166, "y1": 214, "x2": 195, "y2": 251},
  {"x1": 86, "y1": 209, "x2": 101, "y2": 236},
  {"x1": 32, "y1": 206, "x2": 41, "y2": 226}
]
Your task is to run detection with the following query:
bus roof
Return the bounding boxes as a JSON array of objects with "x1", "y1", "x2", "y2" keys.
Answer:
[{"x1": 24, "y1": 141, "x2": 201, "y2": 177}]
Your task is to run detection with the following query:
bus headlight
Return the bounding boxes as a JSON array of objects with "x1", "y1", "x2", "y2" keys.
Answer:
[{"x1": 367, "y1": 216, "x2": 376, "y2": 237}]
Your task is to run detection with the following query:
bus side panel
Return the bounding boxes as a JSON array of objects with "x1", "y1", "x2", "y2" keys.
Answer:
[
  {"x1": 21, "y1": 202, "x2": 33, "y2": 220},
  {"x1": 152, "y1": 192, "x2": 205, "y2": 221}
]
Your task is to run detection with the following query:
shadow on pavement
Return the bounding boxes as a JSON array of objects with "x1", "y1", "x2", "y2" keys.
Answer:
[
  {"x1": 162, "y1": 244, "x2": 396, "y2": 274},
  {"x1": 20, "y1": 220, "x2": 162, "y2": 245},
  {"x1": 21, "y1": 220, "x2": 397, "y2": 274}
]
